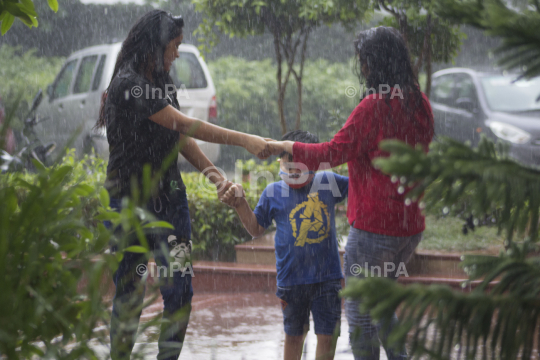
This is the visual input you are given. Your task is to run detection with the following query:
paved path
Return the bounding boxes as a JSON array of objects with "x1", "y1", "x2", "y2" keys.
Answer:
[{"x1": 92, "y1": 292, "x2": 389, "y2": 360}]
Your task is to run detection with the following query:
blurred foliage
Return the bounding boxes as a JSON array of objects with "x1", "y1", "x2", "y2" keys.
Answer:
[
  {"x1": 0, "y1": 145, "x2": 193, "y2": 358},
  {"x1": 435, "y1": 0, "x2": 540, "y2": 79},
  {"x1": 0, "y1": 0, "x2": 153, "y2": 57},
  {"x1": 193, "y1": 0, "x2": 370, "y2": 53},
  {"x1": 0, "y1": 45, "x2": 64, "y2": 127},
  {"x1": 0, "y1": 161, "x2": 110, "y2": 358},
  {"x1": 0, "y1": 0, "x2": 56, "y2": 35},
  {"x1": 374, "y1": 136, "x2": 540, "y2": 244},
  {"x1": 0, "y1": 97, "x2": 194, "y2": 358},
  {"x1": 343, "y1": 135, "x2": 540, "y2": 360}
]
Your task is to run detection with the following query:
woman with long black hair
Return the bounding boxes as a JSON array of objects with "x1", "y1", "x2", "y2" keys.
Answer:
[
  {"x1": 96, "y1": 10, "x2": 270, "y2": 360},
  {"x1": 267, "y1": 27, "x2": 434, "y2": 360}
]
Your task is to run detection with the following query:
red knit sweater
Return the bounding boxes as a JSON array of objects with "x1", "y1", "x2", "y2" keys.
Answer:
[{"x1": 293, "y1": 92, "x2": 434, "y2": 237}]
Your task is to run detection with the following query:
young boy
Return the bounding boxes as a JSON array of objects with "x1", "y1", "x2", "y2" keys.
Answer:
[{"x1": 222, "y1": 130, "x2": 349, "y2": 360}]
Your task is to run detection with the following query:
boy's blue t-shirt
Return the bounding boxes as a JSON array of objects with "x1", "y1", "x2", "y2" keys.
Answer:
[{"x1": 253, "y1": 172, "x2": 349, "y2": 287}]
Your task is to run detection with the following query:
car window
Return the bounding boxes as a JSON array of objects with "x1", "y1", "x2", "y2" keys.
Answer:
[
  {"x1": 53, "y1": 60, "x2": 78, "y2": 99},
  {"x1": 92, "y1": 55, "x2": 107, "y2": 91},
  {"x1": 431, "y1": 75, "x2": 456, "y2": 107},
  {"x1": 455, "y1": 75, "x2": 477, "y2": 100},
  {"x1": 170, "y1": 52, "x2": 208, "y2": 89},
  {"x1": 481, "y1": 76, "x2": 540, "y2": 112},
  {"x1": 73, "y1": 55, "x2": 98, "y2": 94},
  {"x1": 454, "y1": 74, "x2": 479, "y2": 109}
]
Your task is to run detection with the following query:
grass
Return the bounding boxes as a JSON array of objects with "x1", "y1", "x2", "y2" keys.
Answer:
[
  {"x1": 420, "y1": 215, "x2": 504, "y2": 252},
  {"x1": 336, "y1": 214, "x2": 504, "y2": 253}
]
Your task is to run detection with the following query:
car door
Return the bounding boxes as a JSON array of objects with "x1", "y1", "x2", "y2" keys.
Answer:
[
  {"x1": 62, "y1": 54, "x2": 100, "y2": 154},
  {"x1": 431, "y1": 74, "x2": 460, "y2": 141},
  {"x1": 452, "y1": 74, "x2": 482, "y2": 145},
  {"x1": 38, "y1": 58, "x2": 79, "y2": 152},
  {"x1": 169, "y1": 51, "x2": 210, "y2": 120}
]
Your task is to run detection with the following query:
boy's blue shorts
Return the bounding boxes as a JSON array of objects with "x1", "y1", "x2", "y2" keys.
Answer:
[{"x1": 276, "y1": 279, "x2": 342, "y2": 337}]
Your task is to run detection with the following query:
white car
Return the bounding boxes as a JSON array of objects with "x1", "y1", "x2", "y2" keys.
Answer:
[{"x1": 35, "y1": 42, "x2": 220, "y2": 163}]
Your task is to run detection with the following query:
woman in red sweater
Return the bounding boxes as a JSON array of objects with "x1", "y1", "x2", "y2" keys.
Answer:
[{"x1": 268, "y1": 26, "x2": 434, "y2": 360}]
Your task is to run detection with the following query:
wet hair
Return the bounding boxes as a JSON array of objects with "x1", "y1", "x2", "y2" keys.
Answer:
[
  {"x1": 95, "y1": 10, "x2": 184, "y2": 128},
  {"x1": 279, "y1": 130, "x2": 319, "y2": 159},
  {"x1": 353, "y1": 26, "x2": 431, "y2": 130}
]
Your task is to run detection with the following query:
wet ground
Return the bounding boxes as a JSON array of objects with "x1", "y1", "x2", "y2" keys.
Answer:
[{"x1": 91, "y1": 292, "x2": 390, "y2": 360}]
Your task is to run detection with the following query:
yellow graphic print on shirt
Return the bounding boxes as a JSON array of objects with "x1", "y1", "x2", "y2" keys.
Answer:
[{"x1": 289, "y1": 193, "x2": 331, "y2": 247}]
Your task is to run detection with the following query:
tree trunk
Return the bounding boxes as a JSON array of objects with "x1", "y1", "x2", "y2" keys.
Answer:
[
  {"x1": 273, "y1": 29, "x2": 287, "y2": 135},
  {"x1": 294, "y1": 29, "x2": 310, "y2": 131},
  {"x1": 424, "y1": 14, "x2": 433, "y2": 98}
]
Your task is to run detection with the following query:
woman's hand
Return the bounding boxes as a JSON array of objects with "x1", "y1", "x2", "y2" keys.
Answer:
[
  {"x1": 221, "y1": 183, "x2": 245, "y2": 209},
  {"x1": 216, "y1": 180, "x2": 234, "y2": 203},
  {"x1": 245, "y1": 135, "x2": 271, "y2": 159},
  {"x1": 266, "y1": 140, "x2": 294, "y2": 156}
]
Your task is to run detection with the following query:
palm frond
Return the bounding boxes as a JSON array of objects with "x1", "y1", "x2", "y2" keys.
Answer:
[
  {"x1": 342, "y1": 273, "x2": 540, "y2": 360},
  {"x1": 374, "y1": 136, "x2": 540, "y2": 244},
  {"x1": 435, "y1": 0, "x2": 540, "y2": 78}
]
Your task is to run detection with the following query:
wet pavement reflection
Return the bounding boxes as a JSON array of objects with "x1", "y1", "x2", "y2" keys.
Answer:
[{"x1": 92, "y1": 292, "x2": 389, "y2": 360}]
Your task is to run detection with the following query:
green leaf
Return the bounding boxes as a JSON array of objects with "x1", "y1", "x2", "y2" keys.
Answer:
[
  {"x1": 18, "y1": 0, "x2": 37, "y2": 17},
  {"x1": 94, "y1": 211, "x2": 120, "y2": 221},
  {"x1": 124, "y1": 245, "x2": 148, "y2": 253},
  {"x1": 99, "y1": 188, "x2": 110, "y2": 208},
  {"x1": 73, "y1": 184, "x2": 94, "y2": 197},
  {"x1": 47, "y1": 0, "x2": 59, "y2": 12},
  {"x1": 1, "y1": 12, "x2": 15, "y2": 35},
  {"x1": 142, "y1": 221, "x2": 174, "y2": 230}
]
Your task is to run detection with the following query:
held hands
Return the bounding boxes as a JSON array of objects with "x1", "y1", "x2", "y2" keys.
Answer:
[
  {"x1": 266, "y1": 140, "x2": 288, "y2": 156},
  {"x1": 244, "y1": 136, "x2": 292, "y2": 159},
  {"x1": 221, "y1": 183, "x2": 246, "y2": 209},
  {"x1": 216, "y1": 180, "x2": 234, "y2": 203},
  {"x1": 245, "y1": 135, "x2": 272, "y2": 159}
]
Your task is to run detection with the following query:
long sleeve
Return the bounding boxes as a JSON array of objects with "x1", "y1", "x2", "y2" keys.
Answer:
[{"x1": 293, "y1": 100, "x2": 376, "y2": 170}]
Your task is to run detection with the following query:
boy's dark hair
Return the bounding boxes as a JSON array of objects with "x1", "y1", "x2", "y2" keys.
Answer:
[{"x1": 279, "y1": 130, "x2": 319, "y2": 158}]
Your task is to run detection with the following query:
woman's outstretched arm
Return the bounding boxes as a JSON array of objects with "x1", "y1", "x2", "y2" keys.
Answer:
[
  {"x1": 150, "y1": 105, "x2": 270, "y2": 158},
  {"x1": 178, "y1": 134, "x2": 233, "y2": 200},
  {"x1": 267, "y1": 104, "x2": 373, "y2": 169}
]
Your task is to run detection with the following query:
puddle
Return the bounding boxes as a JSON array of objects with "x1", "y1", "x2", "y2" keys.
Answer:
[{"x1": 89, "y1": 293, "x2": 390, "y2": 360}]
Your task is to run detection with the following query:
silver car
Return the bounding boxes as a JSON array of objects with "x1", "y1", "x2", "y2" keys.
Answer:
[
  {"x1": 35, "y1": 42, "x2": 220, "y2": 163},
  {"x1": 431, "y1": 68, "x2": 540, "y2": 166}
]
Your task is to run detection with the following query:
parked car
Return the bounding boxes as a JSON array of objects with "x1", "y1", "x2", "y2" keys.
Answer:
[
  {"x1": 430, "y1": 68, "x2": 540, "y2": 166},
  {"x1": 35, "y1": 42, "x2": 220, "y2": 163}
]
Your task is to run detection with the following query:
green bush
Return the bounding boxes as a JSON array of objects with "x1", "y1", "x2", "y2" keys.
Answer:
[
  {"x1": 0, "y1": 156, "x2": 113, "y2": 358},
  {"x1": 0, "y1": 147, "x2": 191, "y2": 358},
  {"x1": 183, "y1": 159, "x2": 280, "y2": 261},
  {"x1": 0, "y1": 45, "x2": 64, "y2": 127},
  {"x1": 1, "y1": 150, "x2": 285, "y2": 262}
]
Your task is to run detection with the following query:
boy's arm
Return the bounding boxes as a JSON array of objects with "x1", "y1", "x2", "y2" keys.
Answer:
[
  {"x1": 222, "y1": 184, "x2": 266, "y2": 238},
  {"x1": 234, "y1": 198, "x2": 266, "y2": 238}
]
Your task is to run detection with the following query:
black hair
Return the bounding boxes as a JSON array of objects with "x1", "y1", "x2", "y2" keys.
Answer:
[
  {"x1": 353, "y1": 26, "x2": 432, "y2": 131},
  {"x1": 279, "y1": 130, "x2": 319, "y2": 158},
  {"x1": 95, "y1": 10, "x2": 184, "y2": 128}
]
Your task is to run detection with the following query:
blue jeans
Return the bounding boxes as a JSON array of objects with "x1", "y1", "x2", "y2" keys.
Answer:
[
  {"x1": 276, "y1": 279, "x2": 342, "y2": 336},
  {"x1": 107, "y1": 190, "x2": 193, "y2": 360},
  {"x1": 343, "y1": 227, "x2": 422, "y2": 360}
]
